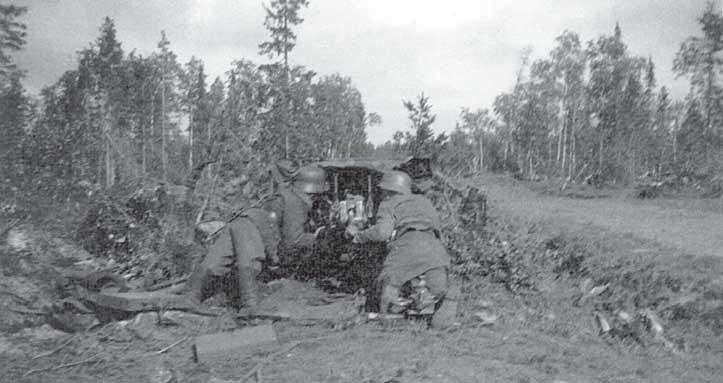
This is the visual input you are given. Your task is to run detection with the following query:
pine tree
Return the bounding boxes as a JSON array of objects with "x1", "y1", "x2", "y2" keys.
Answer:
[
  {"x1": 403, "y1": 93, "x2": 439, "y2": 157},
  {"x1": 258, "y1": 0, "x2": 310, "y2": 159},
  {"x1": 180, "y1": 57, "x2": 207, "y2": 171},
  {"x1": 95, "y1": 17, "x2": 123, "y2": 186},
  {"x1": 0, "y1": 73, "x2": 28, "y2": 164},
  {"x1": 674, "y1": 1, "x2": 723, "y2": 161},
  {"x1": 0, "y1": 4, "x2": 26, "y2": 78},
  {"x1": 0, "y1": 4, "x2": 27, "y2": 170}
]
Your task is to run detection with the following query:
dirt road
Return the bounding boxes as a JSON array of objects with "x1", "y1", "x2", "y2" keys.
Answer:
[{"x1": 479, "y1": 174, "x2": 723, "y2": 259}]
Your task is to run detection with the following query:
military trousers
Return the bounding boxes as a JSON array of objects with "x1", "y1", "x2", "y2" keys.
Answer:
[{"x1": 191, "y1": 217, "x2": 265, "y2": 308}]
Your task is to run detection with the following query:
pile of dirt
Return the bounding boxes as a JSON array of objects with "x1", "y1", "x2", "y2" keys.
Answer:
[{"x1": 0, "y1": 223, "x2": 103, "y2": 336}]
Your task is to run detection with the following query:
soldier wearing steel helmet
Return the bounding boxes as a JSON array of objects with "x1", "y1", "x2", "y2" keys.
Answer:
[
  {"x1": 182, "y1": 165, "x2": 329, "y2": 311},
  {"x1": 346, "y1": 170, "x2": 451, "y2": 320}
]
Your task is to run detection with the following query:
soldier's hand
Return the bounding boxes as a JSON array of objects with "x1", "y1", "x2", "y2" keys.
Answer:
[
  {"x1": 345, "y1": 224, "x2": 359, "y2": 237},
  {"x1": 345, "y1": 225, "x2": 362, "y2": 243}
]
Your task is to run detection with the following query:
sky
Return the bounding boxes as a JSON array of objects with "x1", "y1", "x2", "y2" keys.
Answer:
[{"x1": 12, "y1": 0, "x2": 717, "y2": 145}]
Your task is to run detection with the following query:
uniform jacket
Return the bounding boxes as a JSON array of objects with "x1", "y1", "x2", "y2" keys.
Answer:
[
  {"x1": 355, "y1": 193, "x2": 450, "y2": 287},
  {"x1": 265, "y1": 185, "x2": 316, "y2": 257},
  {"x1": 203, "y1": 185, "x2": 316, "y2": 274}
]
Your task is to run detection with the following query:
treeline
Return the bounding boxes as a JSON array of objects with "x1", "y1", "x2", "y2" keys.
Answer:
[
  {"x1": 1, "y1": 1, "x2": 376, "y2": 193},
  {"x1": 4, "y1": 2, "x2": 723, "y2": 194},
  {"x1": 379, "y1": 3, "x2": 722, "y2": 185}
]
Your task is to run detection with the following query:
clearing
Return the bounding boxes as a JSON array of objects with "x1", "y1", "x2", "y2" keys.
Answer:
[{"x1": 2, "y1": 174, "x2": 722, "y2": 383}]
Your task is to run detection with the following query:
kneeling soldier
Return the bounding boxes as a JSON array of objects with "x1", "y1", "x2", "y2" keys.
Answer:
[
  {"x1": 182, "y1": 166, "x2": 329, "y2": 311},
  {"x1": 346, "y1": 170, "x2": 453, "y2": 325}
]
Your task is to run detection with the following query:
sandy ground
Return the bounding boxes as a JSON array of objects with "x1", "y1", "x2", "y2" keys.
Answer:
[{"x1": 481, "y1": 174, "x2": 723, "y2": 258}]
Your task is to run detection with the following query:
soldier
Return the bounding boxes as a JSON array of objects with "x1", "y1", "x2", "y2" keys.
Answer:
[
  {"x1": 269, "y1": 159, "x2": 299, "y2": 191},
  {"x1": 345, "y1": 170, "x2": 451, "y2": 319},
  {"x1": 182, "y1": 166, "x2": 329, "y2": 311}
]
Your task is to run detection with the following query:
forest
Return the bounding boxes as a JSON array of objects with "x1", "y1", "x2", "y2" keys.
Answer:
[
  {"x1": 2, "y1": 3, "x2": 723, "y2": 382},
  {"x1": 2, "y1": 1, "x2": 722, "y2": 195}
]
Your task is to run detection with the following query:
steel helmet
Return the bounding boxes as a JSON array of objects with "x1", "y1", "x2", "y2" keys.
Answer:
[
  {"x1": 293, "y1": 166, "x2": 329, "y2": 194},
  {"x1": 275, "y1": 159, "x2": 298, "y2": 179},
  {"x1": 378, "y1": 170, "x2": 412, "y2": 194}
]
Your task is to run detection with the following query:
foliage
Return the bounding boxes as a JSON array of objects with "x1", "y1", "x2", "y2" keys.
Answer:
[
  {"x1": 0, "y1": 4, "x2": 26, "y2": 77},
  {"x1": 436, "y1": 10, "x2": 722, "y2": 186},
  {"x1": 10, "y1": 2, "x2": 376, "y2": 211},
  {"x1": 0, "y1": 4, "x2": 28, "y2": 175},
  {"x1": 259, "y1": 0, "x2": 309, "y2": 64},
  {"x1": 375, "y1": 93, "x2": 448, "y2": 160}
]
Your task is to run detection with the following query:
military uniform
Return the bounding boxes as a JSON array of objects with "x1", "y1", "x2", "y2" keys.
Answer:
[
  {"x1": 185, "y1": 167, "x2": 327, "y2": 309},
  {"x1": 352, "y1": 187, "x2": 451, "y2": 314},
  {"x1": 355, "y1": 193, "x2": 449, "y2": 290},
  {"x1": 271, "y1": 186, "x2": 317, "y2": 263}
]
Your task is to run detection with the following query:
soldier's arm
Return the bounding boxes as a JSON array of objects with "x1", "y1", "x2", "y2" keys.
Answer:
[
  {"x1": 290, "y1": 229, "x2": 316, "y2": 250},
  {"x1": 282, "y1": 196, "x2": 316, "y2": 251},
  {"x1": 354, "y1": 201, "x2": 395, "y2": 243}
]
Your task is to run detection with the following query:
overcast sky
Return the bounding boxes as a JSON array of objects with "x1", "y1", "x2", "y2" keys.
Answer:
[{"x1": 13, "y1": 0, "x2": 716, "y2": 144}]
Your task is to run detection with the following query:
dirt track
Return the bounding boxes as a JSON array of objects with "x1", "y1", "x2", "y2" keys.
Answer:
[{"x1": 480, "y1": 174, "x2": 723, "y2": 259}]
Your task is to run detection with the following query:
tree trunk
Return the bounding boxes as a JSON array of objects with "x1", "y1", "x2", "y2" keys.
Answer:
[
  {"x1": 556, "y1": 115, "x2": 564, "y2": 168},
  {"x1": 149, "y1": 94, "x2": 155, "y2": 176},
  {"x1": 570, "y1": 122, "x2": 576, "y2": 179},
  {"x1": 189, "y1": 107, "x2": 194, "y2": 172},
  {"x1": 478, "y1": 134, "x2": 484, "y2": 173},
  {"x1": 568, "y1": 107, "x2": 577, "y2": 179},
  {"x1": 161, "y1": 74, "x2": 167, "y2": 181},
  {"x1": 105, "y1": 136, "x2": 111, "y2": 188},
  {"x1": 561, "y1": 118, "x2": 568, "y2": 175},
  {"x1": 598, "y1": 131, "x2": 604, "y2": 172},
  {"x1": 527, "y1": 150, "x2": 533, "y2": 179},
  {"x1": 140, "y1": 114, "x2": 146, "y2": 177},
  {"x1": 673, "y1": 117, "x2": 678, "y2": 164},
  {"x1": 283, "y1": 6, "x2": 290, "y2": 160},
  {"x1": 548, "y1": 136, "x2": 553, "y2": 171},
  {"x1": 103, "y1": 95, "x2": 114, "y2": 188},
  {"x1": 504, "y1": 140, "x2": 509, "y2": 170}
]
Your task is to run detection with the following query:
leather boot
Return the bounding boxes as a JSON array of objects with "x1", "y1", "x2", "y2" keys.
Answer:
[
  {"x1": 380, "y1": 284, "x2": 401, "y2": 314},
  {"x1": 430, "y1": 281, "x2": 460, "y2": 329},
  {"x1": 237, "y1": 266, "x2": 259, "y2": 313},
  {"x1": 180, "y1": 266, "x2": 207, "y2": 305}
]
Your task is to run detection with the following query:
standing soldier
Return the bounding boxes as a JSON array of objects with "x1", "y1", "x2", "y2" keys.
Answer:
[
  {"x1": 346, "y1": 170, "x2": 453, "y2": 326},
  {"x1": 182, "y1": 166, "x2": 329, "y2": 312}
]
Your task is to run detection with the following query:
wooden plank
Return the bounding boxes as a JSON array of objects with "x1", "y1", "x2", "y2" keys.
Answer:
[
  {"x1": 192, "y1": 325, "x2": 278, "y2": 363},
  {"x1": 72, "y1": 286, "x2": 217, "y2": 316}
]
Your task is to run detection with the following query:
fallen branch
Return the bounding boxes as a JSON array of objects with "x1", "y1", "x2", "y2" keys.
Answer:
[
  {"x1": 152, "y1": 337, "x2": 189, "y2": 355},
  {"x1": 32, "y1": 336, "x2": 76, "y2": 360},
  {"x1": 0, "y1": 218, "x2": 19, "y2": 236},
  {"x1": 8, "y1": 307, "x2": 47, "y2": 316},
  {"x1": 24, "y1": 353, "x2": 102, "y2": 376},
  {"x1": 145, "y1": 275, "x2": 189, "y2": 292},
  {"x1": 70, "y1": 285, "x2": 220, "y2": 317},
  {"x1": 0, "y1": 290, "x2": 32, "y2": 305}
]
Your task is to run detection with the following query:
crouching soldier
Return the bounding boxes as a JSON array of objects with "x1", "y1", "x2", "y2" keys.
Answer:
[
  {"x1": 181, "y1": 166, "x2": 329, "y2": 312},
  {"x1": 346, "y1": 170, "x2": 455, "y2": 327}
]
